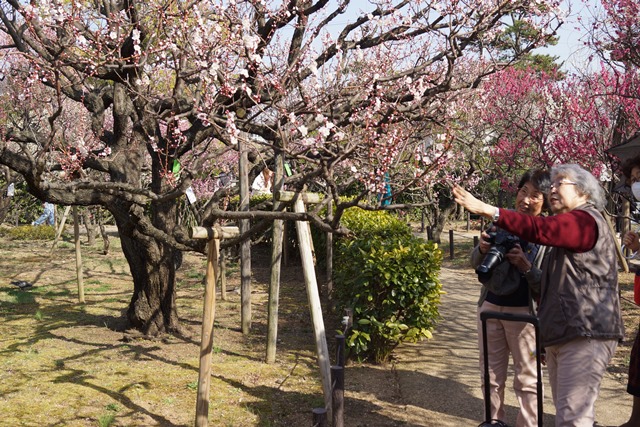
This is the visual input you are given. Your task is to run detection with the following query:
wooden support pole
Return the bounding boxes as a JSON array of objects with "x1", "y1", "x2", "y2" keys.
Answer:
[
  {"x1": 325, "y1": 200, "x2": 333, "y2": 298},
  {"x1": 195, "y1": 238, "x2": 221, "y2": 427},
  {"x1": 190, "y1": 225, "x2": 240, "y2": 426},
  {"x1": 276, "y1": 190, "x2": 322, "y2": 204},
  {"x1": 219, "y1": 248, "x2": 227, "y2": 301},
  {"x1": 73, "y1": 206, "x2": 85, "y2": 304},
  {"x1": 266, "y1": 149, "x2": 285, "y2": 364},
  {"x1": 190, "y1": 226, "x2": 241, "y2": 240},
  {"x1": 607, "y1": 211, "x2": 630, "y2": 273},
  {"x1": 239, "y1": 139, "x2": 252, "y2": 335},
  {"x1": 51, "y1": 205, "x2": 72, "y2": 251},
  {"x1": 293, "y1": 197, "x2": 332, "y2": 418}
]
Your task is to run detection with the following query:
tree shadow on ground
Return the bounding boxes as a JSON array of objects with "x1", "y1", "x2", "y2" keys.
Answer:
[{"x1": 348, "y1": 363, "x2": 556, "y2": 426}]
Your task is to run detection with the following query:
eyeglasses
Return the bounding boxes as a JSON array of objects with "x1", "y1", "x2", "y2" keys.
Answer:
[
  {"x1": 517, "y1": 187, "x2": 544, "y2": 200},
  {"x1": 550, "y1": 180, "x2": 578, "y2": 189}
]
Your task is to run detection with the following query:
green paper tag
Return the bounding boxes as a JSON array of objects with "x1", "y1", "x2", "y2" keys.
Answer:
[{"x1": 172, "y1": 160, "x2": 181, "y2": 177}]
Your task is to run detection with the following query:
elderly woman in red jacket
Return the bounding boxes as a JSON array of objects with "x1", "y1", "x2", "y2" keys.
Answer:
[{"x1": 454, "y1": 164, "x2": 624, "y2": 427}]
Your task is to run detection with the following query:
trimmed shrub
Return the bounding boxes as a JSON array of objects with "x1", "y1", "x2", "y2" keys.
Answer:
[
  {"x1": 334, "y1": 207, "x2": 442, "y2": 364},
  {"x1": 0, "y1": 225, "x2": 56, "y2": 240}
]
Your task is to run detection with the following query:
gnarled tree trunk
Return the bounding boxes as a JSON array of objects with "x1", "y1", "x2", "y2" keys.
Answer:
[{"x1": 121, "y1": 230, "x2": 181, "y2": 335}]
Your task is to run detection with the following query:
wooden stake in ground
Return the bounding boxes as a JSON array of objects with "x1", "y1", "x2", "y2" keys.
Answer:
[
  {"x1": 238, "y1": 138, "x2": 252, "y2": 334},
  {"x1": 266, "y1": 150, "x2": 285, "y2": 364},
  {"x1": 283, "y1": 192, "x2": 332, "y2": 417},
  {"x1": 51, "y1": 205, "x2": 72, "y2": 251},
  {"x1": 72, "y1": 206, "x2": 85, "y2": 304},
  {"x1": 190, "y1": 225, "x2": 239, "y2": 427}
]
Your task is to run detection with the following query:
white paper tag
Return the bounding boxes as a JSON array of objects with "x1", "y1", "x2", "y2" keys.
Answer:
[{"x1": 185, "y1": 186, "x2": 197, "y2": 204}]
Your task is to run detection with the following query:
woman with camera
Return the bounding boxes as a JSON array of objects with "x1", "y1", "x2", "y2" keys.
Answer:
[
  {"x1": 470, "y1": 169, "x2": 550, "y2": 427},
  {"x1": 455, "y1": 164, "x2": 624, "y2": 427}
]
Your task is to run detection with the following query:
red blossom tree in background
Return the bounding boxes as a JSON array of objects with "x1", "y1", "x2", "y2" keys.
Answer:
[
  {"x1": 587, "y1": 0, "x2": 640, "y2": 145},
  {"x1": 471, "y1": 65, "x2": 640, "y2": 192},
  {"x1": 0, "y1": 0, "x2": 563, "y2": 334}
]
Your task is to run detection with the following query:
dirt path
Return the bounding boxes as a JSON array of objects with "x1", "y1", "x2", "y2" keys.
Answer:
[{"x1": 383, "y1": 265, "x2": 631, "y2": 427}]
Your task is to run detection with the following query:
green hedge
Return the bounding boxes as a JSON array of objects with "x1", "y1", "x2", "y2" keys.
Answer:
[
  {"x1": 333, "y1": 207, "x2": 442, "y2": 364},
  {"x1": 0, "y1": 225, "x2": 56, "y2": 240}
]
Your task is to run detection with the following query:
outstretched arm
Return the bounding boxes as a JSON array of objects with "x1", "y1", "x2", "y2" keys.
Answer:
[{"x1": 452, "y1": 184, "x2": 497, "y2": 219}]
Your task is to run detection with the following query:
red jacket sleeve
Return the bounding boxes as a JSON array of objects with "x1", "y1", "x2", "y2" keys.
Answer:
[{"x1": 496, "y1": 208, "x2": 597, "y2": 253}]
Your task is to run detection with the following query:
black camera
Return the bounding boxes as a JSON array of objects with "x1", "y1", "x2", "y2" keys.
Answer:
[{"x1": 475, "y1": 230, "x2": 524, "y2": 282}]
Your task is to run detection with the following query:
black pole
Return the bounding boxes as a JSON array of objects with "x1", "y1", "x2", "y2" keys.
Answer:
[
  {"x1": 335, "y1": 334, "x2": 346, "y2": 368},
  {"x1": 331, "y1": 365, "x2": 344, "y2": 427},
  {"x1": 449, "y1": 229, "x2": 454, "y2": 259},
  {"x1": 312, "y1": 408, "x2": 328, "y2": 427}
]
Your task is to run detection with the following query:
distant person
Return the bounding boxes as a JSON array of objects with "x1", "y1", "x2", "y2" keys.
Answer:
[
  {"x1": 32, "y1": 202, "x2": 55, "y2": 226},
  {"x1": 470, "y1": 169, "x2": 550, "y2": 427},
  {"x1": 251, "y1": 167, "x2": 273, "y2": 195},
  {"x1": 454, "y1": 163, "x2": 624, "y2": 427},
  {"x1": 618, "y1": 154, "x2": 640, "y2": 427},
  {"x1": 378, "y1": 172, "x2": 392, "y2": 206}
]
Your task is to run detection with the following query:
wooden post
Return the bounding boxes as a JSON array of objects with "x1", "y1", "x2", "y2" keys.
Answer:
[
  {"x1": 606, "y1": 211, "x2": 630, "y2": 273},
  {"x1": 292, "y1": 196, "x2": 332, "y2": 418},
  {"x1": 266, "y1": 148, "x2": 285, "y2": 364},
  {"x1": 331, "y1": 365, "x2": 344, "y2": 427},
  {"x1": 189, "y1": 226, "x2": 240, "y2": 427},
  {"x1": 238, "y1": 138, "x2": 252, "y2": 334},
  {"x1": 195, "y1": 238, "x2": 220, "y2": 427},
  {"x1": 335, "y1": 334, "x2": 345, "y2": 368},
  {"x1": 312, "y1": 408, "x2": 328, "y2": 427},
  {"x1": 326, "y1": 199, "x2": 333, "y2": 298},
  {"x1": 51, "y1": 205, "x2": 72, "y2": 251},
  {"x1": 282, "y1": 223, "x2": 289, "y2": 267},
  {"x1": 73, "y1": 206, "x2": 85, "y2": 304},
  {"x1": 466, "y1": 211, "x2": 470, "y2": 232},
  {"x1": 449, "y1": 229, "x2": 454, "y2": 260},
  {"x1": 219, "y1": 248, "x2": 227, "y2": 301}
]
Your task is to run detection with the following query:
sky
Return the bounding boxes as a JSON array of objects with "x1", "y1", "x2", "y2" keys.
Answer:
[
  {"x1": 324, "y1": 0, "x2": 602, "y2": 73},
  {"x1": 536, "y1": 0, "x2": 602, "y2": 71}
]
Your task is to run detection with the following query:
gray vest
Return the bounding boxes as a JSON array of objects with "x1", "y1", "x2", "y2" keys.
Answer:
[{"x1": 538, "y1": 204, "x2": 624, "y2": 347}]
